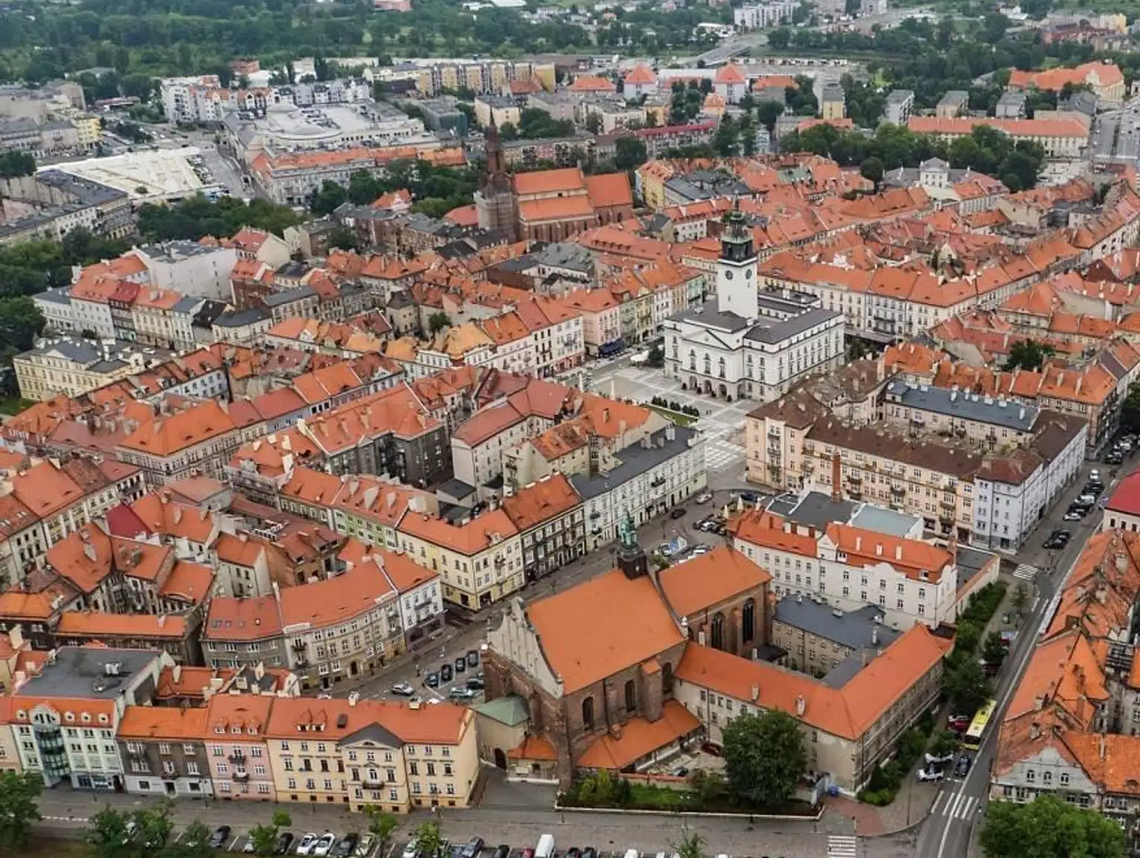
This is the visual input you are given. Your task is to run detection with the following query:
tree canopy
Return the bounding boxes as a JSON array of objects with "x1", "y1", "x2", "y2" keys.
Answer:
[
  {"x1": 136, "y1": 195, "x2": 301, "y2": 241},
  {"x1": 0, "y1": 771, "x2": 41, "y2": 848},
  {"x1": 721, "y1": 709, "x2": 807, "y2": 808},
  {"x1": 1003, "y1": 339, "x2": 1055, "y2": 371},
  {"x1": 980, "y1": 796, "x2": 1124, "y2": 858}
]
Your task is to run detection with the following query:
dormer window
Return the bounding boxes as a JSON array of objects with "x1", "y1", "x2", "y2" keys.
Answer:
[
  {"x1": 64, "y1": 712, "x2": 74, "y2": 722},
  {"x1": 98, "y1": 714, "x2": 108, "y2": 724},
  {"x1": 81, "y1": 713, "x2": 91, "y2": 723}
]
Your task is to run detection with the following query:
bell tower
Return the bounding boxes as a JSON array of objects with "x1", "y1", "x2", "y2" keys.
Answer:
[
  {"x1": 716, "y1": 200, "x2": 759, "y2": 319},
  {"x1": 475, "y1": 119, "x2": 518, "y2": 240}
]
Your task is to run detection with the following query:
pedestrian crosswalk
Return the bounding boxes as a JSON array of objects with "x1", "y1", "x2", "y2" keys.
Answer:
[
  {"x1": 1013, "y1": 563, "x2": 1038, "y2": 583},
  {"x1": 931, "y1": 791, "x2": 980, "y2": 820},
  {"x1": 826, "y1": 835, "x2": 857, "y2": 858}
]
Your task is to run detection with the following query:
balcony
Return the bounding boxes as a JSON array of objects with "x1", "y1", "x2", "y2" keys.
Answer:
[
  {"x1": 891, "y1": 483, "x2": 905, "y2": 495},
  {"x1": 847, "y1": 472, "x2": 862, "y2": 484},
  {"x1": 768, "y1": 427, "x2": 781, "y2": 439},
  {"x1": 939, "y1": 499, "x2": 955, "y2": 511},
  {"x1": 229, "y1": 751, "x2": 246, "y2": 764},
  {"x1": 233, "y1": 769, "x2": 249, "y2": 781},
  {"x1": 291, "y1": 640, "x2": 306, "y2": 651}
]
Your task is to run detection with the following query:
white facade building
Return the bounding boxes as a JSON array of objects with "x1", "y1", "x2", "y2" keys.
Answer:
[
  {"x1": 572, "y1": 424, "x2": 707, "y2": 551},
  {"x1": 663, "y1": 208, "x2": 844, "y2": 402}
]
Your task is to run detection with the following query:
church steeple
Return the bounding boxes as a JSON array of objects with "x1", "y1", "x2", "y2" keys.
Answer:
[
  {"x1": 616, "y1": 511, "x2": 648, "y2": 580},
  {"x1": 720, "y1": 198, "x2": 754, "y2": 263},
  {"x1": 716, "y1": 198, "x2": 759, "y2": 319},
  {"x1": 481, "y1": 116, "x2": 510, "y2": 194}
]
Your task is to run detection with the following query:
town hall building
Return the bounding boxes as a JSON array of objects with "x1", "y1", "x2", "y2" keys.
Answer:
[{"x1": 662, "y1": 204, "x2": 844, "y2": 402}]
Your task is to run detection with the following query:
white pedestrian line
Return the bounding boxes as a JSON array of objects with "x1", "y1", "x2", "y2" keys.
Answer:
[
  {"x1": 43, "y1": 815, "x2": 89, "y2": 822},
  {"x1": 1013, "y1": 563, "x2": 1038, "y2": 582},
  {"x1": 1032, "y1": 596, "x2": 1041, "y2": 612},
  {"x1": 827, "y1": 834, "x2": 857, "y2": 858},
  {"x1": 934, "y1": 792, "x2": 978, "y2": 820}
]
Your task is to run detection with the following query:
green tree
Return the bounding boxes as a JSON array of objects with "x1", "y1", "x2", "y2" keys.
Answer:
[
  {"x1": 498, "y1": 122, "x2": 519, "y2": 140},
  {"x1": 615, "y1": 136, "x2": 648, "y2": 171},
  {"x1": 756, "y1": 100, "x2": 784, "y2": 133},
  {"x1": 1122, "y1": 382, "x2": 1140, "y2": 435},
  {"x1": 1012, "y1": 583, "x2": 1029, "y2": 618},
  {"x1": 411, "y1": 821, "x2": 442, "y2": 858},
  {"x1": 249, "y1": 811, "x2": 292, "y2": 858},
  {"x1": 169, "y1": 821, "x2": 218, "y2": 858},
  {"x1": 943, "y1": 657, "x2": 992, "y2": 714},
  {"x1": 929, "y1": 730, "x2": 959, "y2": 759},
  {"x1": 687, "y1": 769, "x2": 726, "y2": 805},
  {"x1": 326, "y1": 226, "x2": 360, "y2": 252},
  {"x1": 88, "y1": 807, "x2": 134, "y2": 858},
  {"x1": 0, "y1": 151, "x2": 35, "y2": 178},
  {"x1": 1004, "y1": 339, "x2": 1054, "y2": 371},
  {"x1": 347, "y1": 170, "x2": 382, "y2": 205},
  {"x1": 0, "y1": 296, "x2": 45, "y2": 361},
  {"x1": 309, "y1": 180, "x2": 348, "y2": 216},
  {"x1": 983, "y1": 631, "x2": 1007, "y2": 668},
  {"x1": 0, "y1": 771, "x2": 42, "y2": 848},
  {"x1": 768, "y1": 28, "x2": 790, "y2": 49},
  {"x1": 980, "y1": 795, "x2": 1124, "y2": 858},
  {"x1": 673, "y1": 832, "x2": 704, "y2": 858},
  {"x1": 647, "y1": 344, "x2": 665, "y2": 368},
  {"x1": 428, "y1": 312, "x2": 451, "y2": 334},
  {"x1": 365, "y1": 809, "x2": 399, "y2": 856},
  {"x1": 860, "y1": 156, "x2": 885, "y2": 189},
  {"x1": 722, "y1": 709, "x2": 807, "y2": 808},
  {"x1": 847, "y1": 339, "x2": 870, "y2": 361}
]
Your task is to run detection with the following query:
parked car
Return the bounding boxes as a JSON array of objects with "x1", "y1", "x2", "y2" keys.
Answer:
[
  {"x1": 925, "y1": 752, "x2": 954, "y2": 766},
  {"x1": 314, "y1": 833, "x2": 338, "y2": 858},
  {"x1": 947, "y1": 714, "x2": 970, "y2": 732},
  {"x1": 209, "y1": 827, "x2": 232, "y2": 849},
  {"x1": 275, "y1": 833, "x2": 296, "y2": 856},
  {"x1": 335, "y1": 835, "x2": 360, "y2": 858},
  {"x1": 455, "y1": 656, "x2": 466, "y2": 673},
  {"x1": 467, "y1": 649, "x2": 480, "y2": 667},
  {"x1": 701, "y1": 742, "x2": 723, "y2": 756},
  {"x1": 669, "y1": 507, "x2": 686, "y2": 519},
  {"x1": 581, "y1": 848, "x2": 597, "y2": 858},
  {"x1": 955, "y1": 754, "x2": 971, "y2": 777},
  {"x1": 424, "y1": 673, "x2": 440, "y2": 688},
  {"x1": 449, "y1": 686, "x2": 476, "y2": 701},
  {"x1": 441, "y1": 663, "x2": 454, "y2": 682},
  {"x1": 297, "y1": 834, "x2": 320, "y2": 856},
  {"x1": 466, "y1": 676, "x2": 485, "y2": 690},
  {"x1": 1077, "y1": 493, "x2": 1097, "y2": 505},
  {"x1": 461, "y1": 838, "x2": 485, "y2": 858},
  {"x1": 916, "y1": 767, "x2": 944, "y2": 782},
  {"x1": 402, "y1": 840, "x2": 418, "y2": 858},
  {"x1": 355, "y1": 836, "x2": 374, "y2": 858},
  {"x1": 567, "y1": 849, "x2": 582, "y2": 858},
  {"x1": 492, "y1": 846, "x2": 510, "y2": 858},
  {"x1": 1063, "y1": 511, "x2": 1083, "y2": 521},
  {"x1": 739, "y1": 491, "x2": 758, "y2": 503},
  {"x1": 391, "y1": 682, "x2": 414, "y2": 696},
  {"x1": 695, "y1": 491, "x2": 713, "y2": 504},
  {"x1": 669, "y1": 765, "x2": 690, "y2": 778}
]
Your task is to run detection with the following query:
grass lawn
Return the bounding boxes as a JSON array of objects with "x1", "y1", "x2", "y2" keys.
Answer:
[
  {"x1": 628, "y1": 783, "x2": 691, "y2": 809},
  {"x1": 646, "y1": 405, "x2": 698, "y2": 427}
]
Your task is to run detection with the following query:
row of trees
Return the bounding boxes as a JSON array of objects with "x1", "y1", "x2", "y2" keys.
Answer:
[
  {"x1": 136, "y1": 195, "x2": 301, "y2": 242},
  {"x1": 784, "y1": 123, "x2": 1046, "y2": 192}
]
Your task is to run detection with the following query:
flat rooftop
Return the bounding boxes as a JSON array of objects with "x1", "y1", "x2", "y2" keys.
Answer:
[
  {"x1": 15, "y1": 647, "x2": 158, "y2": 700},
  {"x1": 45, "y1": 148, "x2": 211, "y2": 201}
]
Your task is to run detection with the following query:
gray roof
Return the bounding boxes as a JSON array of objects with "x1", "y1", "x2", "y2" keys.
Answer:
[
  {"x1": 780, "y1": 490, "x2": 857, "y2": 530},
  {"x1": 823, "y1": 646, "x2": 883, "y2": 688},
  {"x1": 532, "y1": 242, "x2": 594, "y2": 273},
  {"x1": 22, "y1": 337, "x2": 172, "y2": 368},
  {"x1": 15, "y1": 646, "x2": 158, "y2": 700},
  {"x1": 955, "y1": 545, "x2": 995, "y2": 589},
  {"x1": 884, "y1": 379, "x2": 1039, "y2": 432},
  {"x1": 670, "y1": 303, "x2": 750, "y2": 333},
  {"x1": 213, "y1": 307, "x2": 270, "y2": 327},
  {"x1": 341, "y1": 721, "x2": 404, "y2": 748},
  {"x1": 571, "y1": 426, "x2": 699, "y2": 500},
  {"x1": 849, "y1": 504, "x2": 921, "y2": 537},
  {"x1": 172, "y1": 296, "x2": 204, "y2": 314},
  {"x1": 263, "y1": 285, "x2": 317, "y2": 307},
  {"x1": 773, "y1": 596, "x2": 901, "y2": 652},
  {"x1": 744, "y1": 306, "x2": 841, "y2": 345},
  {"x1": 886, "y1": 89, "x2": 914, "y2": 104},
  {"x1": 938, "y1": 90, "x2": 969, "y2": 105},
  {"x1": 474, "y1": 695, "x2": 529, "y2": 727},
  {"x1": 35, "y1": 287, "x2": 71, "y2": 306}
]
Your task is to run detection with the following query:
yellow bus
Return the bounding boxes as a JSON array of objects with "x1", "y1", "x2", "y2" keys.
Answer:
[{"x1": 963, "y1": 699, "x2": 997, "y2": 750}]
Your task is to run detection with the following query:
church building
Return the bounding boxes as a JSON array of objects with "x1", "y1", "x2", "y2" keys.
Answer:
[{"x1": 662, "y1": 204, "x2": 844, "y2": 402}]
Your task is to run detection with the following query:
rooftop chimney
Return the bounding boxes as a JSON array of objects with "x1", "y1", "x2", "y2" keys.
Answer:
[{"x1": 831, "y1": 452, "x2": 841, "y2": 502}]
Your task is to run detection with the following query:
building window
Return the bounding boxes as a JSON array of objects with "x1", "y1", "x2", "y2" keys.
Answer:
[
  {"x1": 662, "y1": 663, "x2": 673, "y2": 694},
  {"x1": 711, "y1": 612, "x2": 725, "y2": 650},
  {"x1": 582, "y1": 697, "x2": 594, "y2": 731},
  {"x1": 624, "y1": 680, "x2": 636, "y2": 713},
  {"x1": 742, "y1": 599, "x2": 755, "y2": 644}
]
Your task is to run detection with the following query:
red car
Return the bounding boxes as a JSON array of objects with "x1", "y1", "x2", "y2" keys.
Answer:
[{"x1": 947, "y1": 715, "x2": 970, "y2": 732}]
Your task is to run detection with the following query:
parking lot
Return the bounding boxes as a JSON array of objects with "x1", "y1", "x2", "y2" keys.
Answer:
[
  {"x1": 176, "y1": 828, "x2": 391, "y2": 858},
  {"x1": 364, "y1": 647, "x2": 485, "y2": 707}
]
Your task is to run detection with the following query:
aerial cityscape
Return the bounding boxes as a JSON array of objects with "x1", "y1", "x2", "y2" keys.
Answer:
[{"x1": 0, "y1": 1, "x2": 1138, "y2": 857}]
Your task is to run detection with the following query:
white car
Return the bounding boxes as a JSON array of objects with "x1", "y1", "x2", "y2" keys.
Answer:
[
  {"x1": 297, "y1": 834, "x2": 320, "y2": 857},
  {"x1": 356, "y1": 836, "x2": 375, "y2": 858},
  {"x1": 916, "y1": 767, "x2": 944, "y2": 782},
  {"x1": 925, "y1": 752, "x2": 954, "y2": 766},
  {"x1": 314, "y1": 833, "x2": 338, "y2": 858},
  {"x1": 403, "y1": 840, "x2": 418, "y2": 858},
  {"x1": 1063, "y1": 511, "x2": 1082, "y2": 521},
  {"x1": 695, "y1": 491, "x2": 713, "y2": 504}
]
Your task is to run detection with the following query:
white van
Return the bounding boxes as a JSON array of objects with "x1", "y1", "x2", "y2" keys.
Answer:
[{"x1": 535, "y1": 836, "x2": 555, "y2": 858}]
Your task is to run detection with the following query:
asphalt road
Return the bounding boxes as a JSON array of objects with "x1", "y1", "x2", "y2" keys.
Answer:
[{"x1": 913, "y1": 458, "x2": 1117, "y2": 858}]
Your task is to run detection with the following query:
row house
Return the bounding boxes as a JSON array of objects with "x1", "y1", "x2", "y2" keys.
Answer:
[
  {"x1": 562, "y1": 288, "x2": 623, "y2": 357},
  {"x1": 500, "y1": 473, "x2": 586, "y2": 583},
  {"x1": 202, "y1": 545, "x2": 445, "y2": 683},
  {"x1": 116, "y1": 400, "x2": 242, "y2": 489}
]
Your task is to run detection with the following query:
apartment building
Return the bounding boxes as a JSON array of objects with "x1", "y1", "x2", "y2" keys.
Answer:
[
  {"x1": 562, "y1": 288, "x2": 623, "y2": 357},
  {"x1": 771, "y1": 597, "x2": 901, "y2": 676},
  {"x1": 205, "y1": 695, "x2": 277, "y2": 802},
  {"x1": 14, "y1": 338, "x2": 173, "y2": 402},
  {"x1": 201, "y1": 595, "x2": 289, "y2": 673},
  {"x1": 397, "y1": 509, "x2": 522, "y2": 609},
  {"x1": 118, "y1": 706, "x2": 213, "y2": 798},
  {"x1": 572, "y1": 424, "x2": 707, "y2": 552},
  {"x1": 906, "y1": 116, "x2": 1089, "y2": 159},
  {"x1": 117, "y1": 400, "x2": 241, "y2": 488},
  {"x1": 12, "y1": 646, "x2": 166, "y2": 790},
  {"x1": 731, "y1": 504, "x2": 960, "y2": 629},
  {"x1": 264, "y1": 696, "x2": 479, "y2": 812},
  {"x1": 500, "y1": 473, "x2": 585, "y2": 583}
]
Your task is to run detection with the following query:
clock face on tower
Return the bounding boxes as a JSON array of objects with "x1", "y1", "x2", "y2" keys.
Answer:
[
  {"x1": 745, "y1": 269, "x2": 753, "y2": 279},
  {"x1": 724, "y1": 270, "x2": 734, "y2": 280}
]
